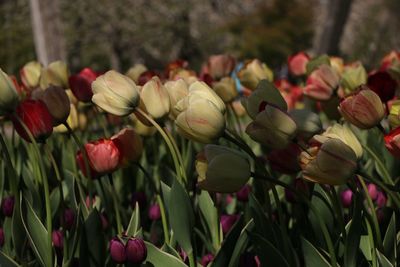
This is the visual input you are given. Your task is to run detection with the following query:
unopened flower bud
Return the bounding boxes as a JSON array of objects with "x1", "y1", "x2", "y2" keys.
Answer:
[
  {"x1": 126, "y1": 238, "x2": 147, "y2": 264},
  {"x1": 1, "y1": 196, "x2": 14, "y2": 217},
  {"x1": 201, "y1": 253, "x2": 214, "y2": 267},
  {"x1": 52, "y1": 230, "x2": 64, "y2": 249},
  {"x1": 126, "y1": 64, "x2": 147, "y2": 84},
  {"x1": 288, "y1": 52, "x2": 309, "y2": 76},
  {"x1": 148, "y1": 204, "x2": 161, "y2": 221},
  {"x1": 109, "y1": 237, "x2": 126, "y2": 264},
  {"x1": 40, "y1": 61, "x2": 69, "y2": 89},
  {"x1": 304, "y1": 64, "x2": 339, "y2": 101},
  {"x1": 212, "y1": 77, "x2": 238, "y2": 103},
  {"x1": 341, "y1": 189, "x2": 353, "y2": 208},
  {"x1": 236, "y1": 185, "x2": 251, "y2": 202},
  {"x1": 69, "y1": 68, "x2": 97, "y2": 102},
  {"x1": 140, "y1": 76, "x2": 170, "y2": 119},
  {"x1": 38, "y1": 86, "x2": 71, "y2": 126},
  {"x1": 238, "y1": 59, "x2": 273, "y2": 90},
  {"x1": 220, "y1": 214, "x2": 239, "y2": 234},
  {"x1": 20, "y1": 61, "x2": 42, "y2": 90}
]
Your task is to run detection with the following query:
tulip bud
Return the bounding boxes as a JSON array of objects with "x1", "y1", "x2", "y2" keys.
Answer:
[
  {"x1": 341, "y1": 189, "x2": 353, "y2": 208},
  {"x1": 288, "y1": 52, "x2": 310, "y2": 76},
  {"x1": 69, "y1": 68, "x2": 97, "y2": 102},
  {"x1": 0, "y1": 69, "x2": 20, "y2": 115},
  {"x1": 165, "y1": 59, "x2": 188, "y2": 78},
  {"x1": 52, "y1": 230, "x2": 64, "y2": 249},
  {"x1": 91, "y1": 70, "x2": 140, "y2": 116},
  {"x1": 201, "y1": 254, "x2": 214, "y2": 267},
  {"x1": 367, "y1": 71, "x2": 397, "y2": 102},
  {"x1": 388, "y1": 99, "x2": 400, "y2": 129},
  {"x1": 304, "y1": 64, "x2": 339, "y2": 101},
  {"x1": 299, "y1": 138, "x2": 357, "y2": 185},
  {"x1": 339, "y1": 86, "x2": 385, "y2": 129},
  {"x1": 111, "y1": 128, "x2": 143, "y2": 166},
  {"x1": 63, "y1": 208, "x2": 75, "y2": 230},
  {"x1": 40, "y1": 61, "x2": 69, "y2": 89},
  {"x1": 126, "y1": 64, "x2": 147, "y2": 84},
  {"x1": 164, "y1": 79, "x2": 188, "y2": 119},
  {"x1": 148, "y1": 204, "x2": 161, "y2": 221},
  {"x1": 138, "y1": 70, "x2": 157, "y2": 86},
  {"x1": 330, "y1": 57, "x2": 344, "y2": 75},
  {"x1": 237, "y1": 59, "x2": 273, "y2": 90},
  {"x1": 37, "y1": 86, "x2": 71, "y2": 126},
  {"x1": 207, "y1": 54, "x2": 236, "y2": 79},
  {"x1": 53, "y1": 104, "x2": 79, "y2": 133},
  {"x1": 376, "y1": 192, "x2": 387, "y2": 208},
  {"x1": 340, "y1": 63, "x2": 367, "y2": 94},
  {"x1": 236, "y1": 185, "x2": 251, "y2": 202},
  {"x1": 312, "y1": 123, "x2": 363, "y2": 159},
  {"x1": 245, "y1": 105, "x2": 297, "y2": 150},
  {"x1": 20, "y1": 61, "x2": 42, "y2": 90},
  {"x1": 131, "y1": 192, "x2": 146, "y2": 208},
  {"x1": 220, "y1": 214, "x2": 239, "y2": 234},
  {"x1": 212, "y1": 77, "x2": 238, "y2": 103},
  {"x1": 76, "y1": 139, "x2": 120, "y2": 178},
  {"x1": 0, "y1": 228, "x2": 4, "y2": 247},
  {"x1": 12, "y1": 99, "x2": 53, "y2": 143},
  {"x1": 384, "y1": 127, "x2": 400, "y2": 158},
  {"x1": 109, "y1": 237, "x2": 126, "y2": 264},
  {"x1": 126, "y1": 238, "x2": 147, "y2": 264},
  {"x1": 289, "y1": 109, "x2": 322, "y2": 141},
  {"x1": 267, "y1": 143, "x2": 302, "y2": 174},
  {"x1": 1, "y1": 196, "x2": 14, "y2": 217},
  {"x1": 367, "y1": 183, "x2": 378, "y2": 200},
  {"x1": 196, "y1": 145, "x2": 250, "y2": 193},
  {"x1": 140, "y1": 76, "x2": 170, "y2": 119}
]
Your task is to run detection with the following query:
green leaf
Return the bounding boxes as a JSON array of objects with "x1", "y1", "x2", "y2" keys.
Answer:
[
  {"x1": 383, "y1": 214, "x2": 396, "y2": 263},
  {"x1": 126, "y1": 202, "x2": 141, "y2": 237},
  {"x1": 344, "y1": 193, "x2": 363, "y2": 267},
  {"x1": 198, "y1": 191, "x2": 219, "y2": 250},
  {"x1": 50, "y1": 187, "x2": 61, "y2": 218},
  {"x1": 306, "y1": 55, "x2": 330, "y2": 74},
  {"x1": 252, "y1": 233, "x2": 290, "y2": 267},
  {"x1": 168, "y1": 179, "x2": 194, "y2": 254},
  {"x1": 143, "y1": 241, "x2": 187, "y2": 267},
  {"x1": 228, "y1": 219, "x2": 254, "y2": 267},
  {"x1": 20, "y1": 196, "x2": 52, "y2": 267},
  {"x1": 301, "y1": 237, "x2": 331, "y2": 267},
  {"x1": 359, "y1": 235, "x2": 372, "y2": 261},
  {"x1": 377, "y1": 250, "x2": 394, "y2": 267},
  {"x1": 161, "y1": 181, "x2": 171, "y2": 206},
  {"x1": 0, "y1": 250, "x2": 21, "y2": 267},
  {"x1": 11, "y1": 200, "x2": 26, "y2": 260}
]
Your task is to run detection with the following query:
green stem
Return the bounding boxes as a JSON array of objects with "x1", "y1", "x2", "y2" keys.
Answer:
[
  {"x1": 0, "y1": 133, "x2": 18, "y2": 196},
  {"x1": 365, "y1": 218, "x2": 377, "y2": 267},
  {"x1": 156, "y1": 194, "x2": 170, "y2": 244},
  {"x1": 108, "y1": 174, "x2": 122, "y2": 234},
  {"x1": 163, "y1": 127, "x2": 187, "y2": 183},
  {"x1": 188, "y1": 251, "x2": 196, "y2": 267},
  {"x1": 362, "y1": 144, "x2": 393, "y2": 185}
]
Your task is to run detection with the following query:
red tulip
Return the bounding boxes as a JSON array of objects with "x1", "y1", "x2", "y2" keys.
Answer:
[
  {"x1": 68, "y1": 68, "x2": 97, "y2": 102},
  {"x1": 76, "y1": 139, "x2": 120, "y2": 178},
  {"x1": 111, "y1": 128, "x2": 143, "y2": 166},
  {"x1": 138, "y1": 70, "x2": 157, "y2": 86},
  {"x1": 12, "y1": 99, "x2": 53, "y2": 143},
  {"x1": 303, "y1": 64, "x2": 339, "y2": 101},
  {"x1": 207, "y1": 54, "x2": 236, "y2": 80},
  {"x1": 380, "y1": 51, "x2": 400, "y2": 71},
  {"x1": 165, "y1": 59, "x2": 188, "y2": 78},
  {"x1": 288, "y1": 52, "x2": 310, "y2": 76},
  {"x1": 384, "y1": 126, "x2": 400, "y2": 158},
  {"x1": 367, "y1": 71, "x2": 397, "y2": 102}
]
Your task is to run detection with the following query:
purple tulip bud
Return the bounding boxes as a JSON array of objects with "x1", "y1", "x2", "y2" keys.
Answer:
[
  {"x1": 52, "y1": 230, "x2": 64, "y2": 249},
  {"x1": 221, "y1": 214, "x2": 239, "y2": 234},
  {"x1": 1, "y1": 196, "x2": 14, "y2": 217},
  {"x1": 341, "y1": 189, "x2": 353, "y2": 208},
  {"x1": 109, "y1": 237, "x2": 126, "y2": 264},
  {"x1": 376, "y1": 192, "x2": 387, "y2": 208},
  {"x1": 63, "y1": 208, "x2": 75, "y2": 230},
  {"x1": 148, "y1": 204, "x2": 161, "y2": 221},
  {"x1": 367, "y1": 184, "x2": 378, "y2": 200},
  {"x1": 236, "y1": 185, "x2": 251, "y2": 202},
  {"x1": 131, "y1": 191, "x2": 147, "y2": 208},
  {"x1": 126, "y1": 238, "x2": 147, "y2": 264},
  {"x1": 376, "y1": 208, "x2": 385, "y2": 223},
  {"x1": 0, "y1": 228, "x2": 4, "y2": 247},
  {"x1": 201, "y1": 253, "x2": 214, "y2": 267}
]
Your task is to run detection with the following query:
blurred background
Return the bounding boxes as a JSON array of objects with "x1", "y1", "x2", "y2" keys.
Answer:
[{"x1": 1, "y1": 0, "x2": 400, "y2": 74}]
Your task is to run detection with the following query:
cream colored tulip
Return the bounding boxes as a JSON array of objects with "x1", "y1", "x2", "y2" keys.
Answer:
[
  {"x1": 212, "y1": 77, "x2": 238, "y2": 103},
  {"x1": 186, "y1": 81, "x2": 226, "y2": 113},
  {"x1": 0, "y1": 68, "x2": 19, "y2": 115},
  {"x1": 126, "y1": 64, "x2": 147, "y2": 83},
  {"x1": 237, "y1": 59, "x2": 273, "y2": 90},
  {"x1": 20, "y1": 61, "x2": 42, "y2": 89},
  {"x1": 141, "y1": 76, "x2": 170, "y2": 120},
  {"x1": 164, "y1": 79, "x2": 188, "y2": 119},
  {"x1": 130, "y1": 114, "x2": 157, "y2": 136},
  {"x1": 91, "y1": 70, "x2": 140, "y2": 116},
  {"x1": 196, "y1": 145, "x2": 250, "y2": 193},
  {"x1": 340, "y1": 63, "x2": 367, "y2": 94},
  {"x1": 54, "y1": 104, "x2": 79, "y2": 133},
  {"x1": 40, "y1": 61, "x2": 69, "y2": 89},
  {"x1": 388, "y1": 100, "x2": 400, "y2": 128}
]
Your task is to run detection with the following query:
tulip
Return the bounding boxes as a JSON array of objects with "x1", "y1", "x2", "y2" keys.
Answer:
[
  {"x1": 340, "y1": 63, "x2": 367, "y2": 94},
  {"x1": 384, "y1": 127, "x2": 400, "y2": 158},
  {"x1": 138, "y1": 70, "x2": 157, "y2": 86},
  {"x1": 171, "y1": 69, "x2": 198, "y2": 85},
  {"x1": 164, "y1": 79, "x2": 188, "y2": 119},
  {"x1": 275, "y1": 79, "x2": 303, "y2": 110},
  {"x1": 341, "y1": 189, "x2": 353, "y2": 208},
  {"x1": 111, "y1": 128, "x2": 143, "y2": 166},
  {"x1": 245, "y1": 105, "x2": 297, "y2": 150},
  {"x1": 52, "y1": 230, "x2": 64, "y2": 249},
  {"x1": 63, "y1": 208, "x2": 75, "y2": 230},
  {"x1": 388, "y1": 99, "x2": 400, "y2": 128},
  {"x1": 207, "y1": 54, "x2": 236, "y2": 79},
  {"x1": 330, "y1": 57, "x2": 344, "y2": 75},
  {"x1": 1, "y1": 196, "x2": 14, "y2": 217},
  {"x1": 367, "y1": 183, "x2": 378, "y2": 200},
  {"x1": 367, "y1": 71, "x2": 397, "y2": 102},
  {"x1": 140, "y1": 76, "x2": 170, "y2": 119},
  {"x1": 12, "y1": 99, "x2": 53, "y2": 143},
  {"x1": 288, "y1": 52, "x2": 309, "y2": 76},
  {"x1": 338, "y1": 86, "x2": 385, "y2": 129},
  {"x1": 237, "y1": 59, "x2": 273, "y2": 90},
  {"x1": 289, "y1": 109, "x2": 322, "y2": 141},
  {"x1": 380, "y1": 51, "x2": 400, "y2": 71},
  {"x1": 220, "y1": 214, "x2": 239, "y2": 234},
  {"x1": 0, "y1": 228, "x2": 4, "y2": 247},
  {"x1": 303, "y1": 64, "x2": 339, "y2": 101},
  {"x1": 267, "y1": 143, "x2": 302, "y2": 174},
  {"x1": 312, "y1": 123, "x2": 363, "y2": 159},
  {"x1": 53, "y1": 104, "x2": 79, "y2": 133},
  {"x1": 69, "y1": 68, "x2": 98, "y2": 102},
  {"x1": 376, "y1": 192, "x2": 387, "y2": 208},
  {"x1": 236, "y1": 185, "x2": 251, "y2": 202},
  {"x1": 130, "y1": 114, "x2": 157, "y2": 136},
  {"x1": 40, "y1": 61, "x2": 69, "y2": 89},
  {"x1": 131, "y1": 192, "x2": 146, "y2": 208},
  {"x1": 126, "y1": 238, "x2": 147, "y2": 264},
  {"x1": 110, "y1": 237, "x2": 126, "y2": 264},
  {"x1": 126, "y1": 64, "x2": 148, "y2": 84},
  {"x1": 242, "y1": 79, "x2": 288, "y2": 120},
  {"x1": 212, "y1": 77, "x2": 238, "y2": 103},
  {"x1": 175, "y1": 98, "x2": 225, "y2": 144},
  {"x1": 196, "y1": 145, "x2": 250, "y2": 193},
  {"x1": 37, "y1": 86, "x2": 71, "y2": 126},
  {"x1": 76, "y1": 139, "x2": 120, "y2": 178},
  {"x1": 165, "y1": 59, "x2": 188, "y2": 78},
  {"x1": 299, "y1": 138, "x2": 357, "y2": 185},
  {"x1": 201, "y1": 254, "x2": 214, "y2": 267},
  {"x1": 0, "y1": 68, "x2": 20, "y2": 115},
  {"x1": 148, "y1": 204, "x2": 161, "y2": 221},
  {"x1": 20, "y1": 61, "x2": 42, "y2": 89},
  {"x1": 92, "y1": 70, "x2": 140, "y2": 116}
]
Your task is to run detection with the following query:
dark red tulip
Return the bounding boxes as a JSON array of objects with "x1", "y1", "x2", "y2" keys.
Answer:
[
  {"x1": 148, "y1": 204, "x2": 161, "y2": 221},
  {"x1": 138, "y1": 70, "x2": 157, "y2": 86},
  {"x1": 0, "y1": 228, "x2": 4, "y2": 247},
  {"x1": 220, "y1": 214, "x2": 239, "y2": 234},
  {"x1": 376, "y1": 192, "x2": 387, "y2": 208},
  {"x1": 126, "y1": 238, "x2": 147, "y2": 264},
  {"x1": 12, "y1": 99, "x2": 53, "y2": 143},
  {"x1": 367, "y1": 184, "x2": 378, "y2": 200},
  {"x1": 109, "y1": 237, "x2": 126, "y2": 264},
  {"x1": 367, "y1": 71, "x2": 397, "y2": 102},
  {"x1": 340, "y1": 189, "x2": 353, "y2": 208},
  {"x1": 1, "y1": 196, "x2": 14, "y2": 217},
  {"x1": 68, "y1": 68, "x2": 97, "y2": 102},
  {"x1": 52, "y1": 230, "x2": 64, "y2": 249},
  {"x1": 201, "y1": 253, "x2": 214, "y2": 267},
  {"x1": 384, "y1": 126, "x2": 400, "y2": 158},
  {"x1": 236, "y1": 185, "x2": 251, "y2": 202}
]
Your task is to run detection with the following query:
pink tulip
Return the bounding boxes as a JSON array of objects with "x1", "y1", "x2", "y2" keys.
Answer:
[
  {"x1": 288, "y1": 52, "x2": 310, "y2": 76},
  {"x1": 303, "y1": 64, "x2": 339, "y2": 101}
]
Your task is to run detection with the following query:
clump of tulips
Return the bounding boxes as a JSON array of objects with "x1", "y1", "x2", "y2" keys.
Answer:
[{"x1": 0, "y1": 49, "x2": 399, "y2": 267}]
